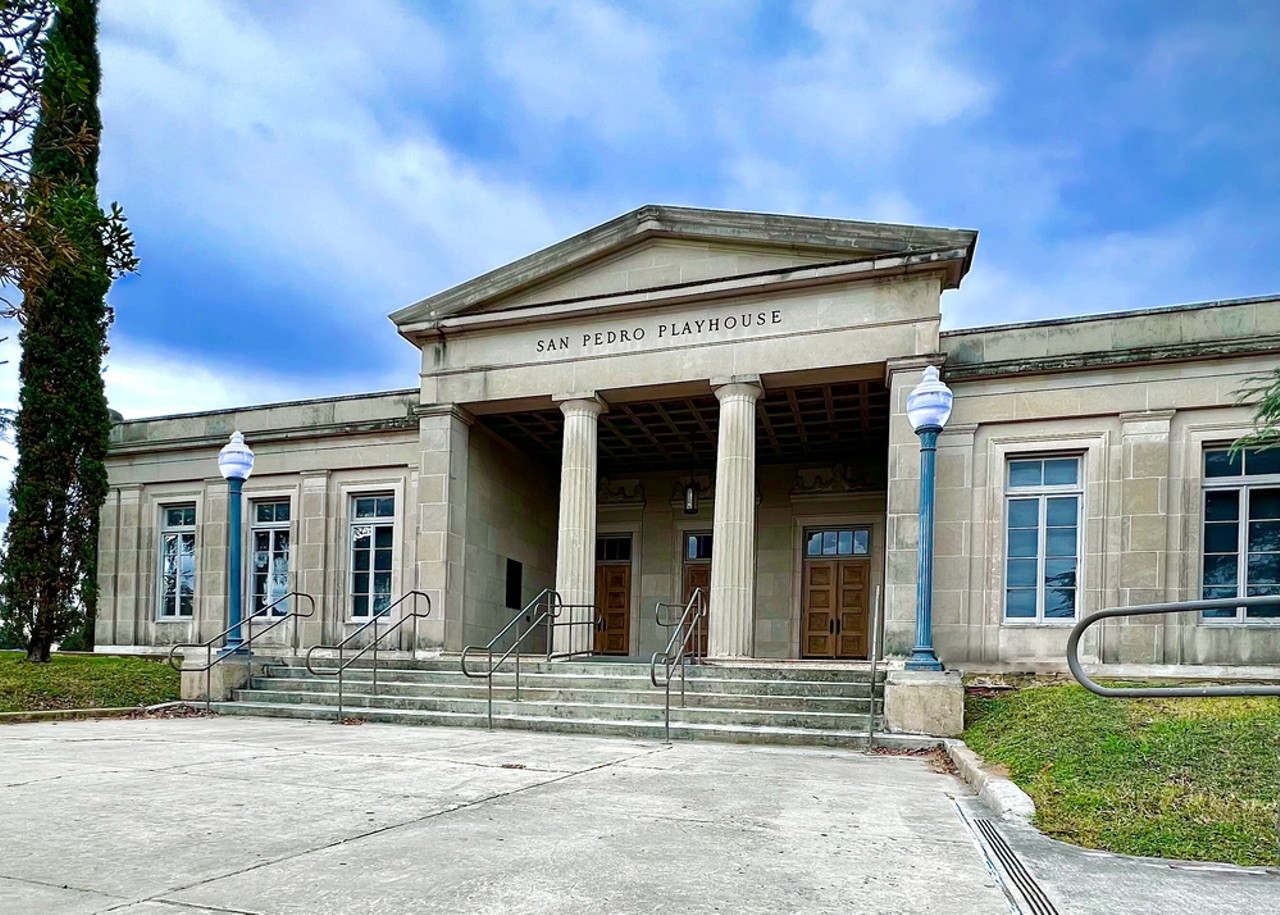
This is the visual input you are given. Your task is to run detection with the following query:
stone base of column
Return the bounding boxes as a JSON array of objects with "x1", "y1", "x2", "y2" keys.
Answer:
[
  {"x1": 884, "y1": 669, "x2": 964, "y2": 737},
  {"x1": 180, "y1": 652, "x2": 272, "y2": 702}
]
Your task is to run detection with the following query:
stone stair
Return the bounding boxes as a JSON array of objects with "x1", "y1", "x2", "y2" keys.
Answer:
[{"x1": 212, "y1": 657, "x2": 906, "y2": 748}]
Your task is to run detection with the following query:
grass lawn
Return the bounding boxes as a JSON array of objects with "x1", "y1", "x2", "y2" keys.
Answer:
[
  {"x1": 0, "y1": 650, "x2": 180, "y2": 713},
  {"x1": 964, "y1": 682, "x2": 1280, "y2": 867}
]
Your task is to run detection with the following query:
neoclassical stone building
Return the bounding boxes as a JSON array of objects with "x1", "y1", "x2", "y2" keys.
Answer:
[{"x1": 96, "y1": 206, "x2": 1280, "y2": 676}]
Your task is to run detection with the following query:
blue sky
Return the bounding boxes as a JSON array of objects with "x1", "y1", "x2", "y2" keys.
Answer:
[{"x1": 3, "y1": 0, "x2": 1278, "y2": 421}]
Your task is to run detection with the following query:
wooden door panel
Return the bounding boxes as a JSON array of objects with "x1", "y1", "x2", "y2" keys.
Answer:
[
  {"x1": 803, "y1": 560, "x2": 836, "y2": 658},
  {"x1": 594, "y1": 564, "x2": 631, "y2": 655},
  {"x1": 682, "y1": 563, "x2": 711, "y2": 656},
  {"x1": 835, "y1": 560, "x2": 869, "y2": 659}
]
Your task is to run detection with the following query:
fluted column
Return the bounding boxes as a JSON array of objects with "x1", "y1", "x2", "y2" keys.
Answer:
[
  {"x1": 708, "y1": 380, "x2": 762, "y2": 658},
  {"x1": 553, "y1": 395, "x2": 604, "y2": 656}
]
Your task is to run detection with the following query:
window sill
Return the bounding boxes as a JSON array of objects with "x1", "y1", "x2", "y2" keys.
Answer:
[
  {"x1": 1197, "y1": 620, "x2": 1280, "y2": 628},
  {"x1": 155, "y1": 617, "x2": 194, "y2": 623},
  {"x1": 1001, "y1": 620, "x2": 1077, "y2": 628}
]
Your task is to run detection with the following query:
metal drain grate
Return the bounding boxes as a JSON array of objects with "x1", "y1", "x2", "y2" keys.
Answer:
[{"x1": 974, "y1": 818, "x2": 1059, "y2": 915}]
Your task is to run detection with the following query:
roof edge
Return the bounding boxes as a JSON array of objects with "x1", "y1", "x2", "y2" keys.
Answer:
[
  {"x1": 390, "y1": 204, "x2": 978, "y2": 329},
  {"x1": 942, "y1": 292, "x2": 1280, "y2": 338}
]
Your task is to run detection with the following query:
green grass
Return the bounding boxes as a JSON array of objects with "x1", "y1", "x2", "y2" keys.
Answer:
[
  {"x1": 0, "y1": 650, "x2": 180, "y2": 713},
  {"x1": 964, "y1": 683, "x2": 1280, "y2": 866}
]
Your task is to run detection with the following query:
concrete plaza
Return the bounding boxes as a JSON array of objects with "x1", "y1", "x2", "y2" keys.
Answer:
[{"x1": 2, "y1": 717, "x2": 1278, "y2": 914}]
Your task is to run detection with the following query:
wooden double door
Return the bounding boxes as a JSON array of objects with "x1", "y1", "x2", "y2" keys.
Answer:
[
  {"x1": 803, "y1": 559, "x2": 870, "y2": 659},
  {"x1": 593, "y1": 563, "x2": 631, "y2": 655}
]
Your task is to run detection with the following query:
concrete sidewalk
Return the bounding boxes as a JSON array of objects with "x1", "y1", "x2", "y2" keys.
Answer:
[
  {"x1": 6, "y1": 717, "x2": 1277, "y2": 914},
  {"x1": 1, "y1": 717, "x2": 1002, "y2": 914}
]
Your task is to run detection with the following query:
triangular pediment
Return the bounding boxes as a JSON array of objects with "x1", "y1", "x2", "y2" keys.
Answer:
[{"x1": 390, "y1": 205, "x2": 976, "y2": 331}]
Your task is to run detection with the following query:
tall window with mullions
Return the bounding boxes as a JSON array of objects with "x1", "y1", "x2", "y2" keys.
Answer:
[
  {"x1": 1003, "y1": 456, "x2": 1082, "y2": 623},
  {"x1": 350, "y1": 494, "x2": 395, "y2": 618},
  {"x1": 251, "y1": 500, "x2": 291, "y2": 617},
  {"x1": 158, "y1": 504, "x2": 197, "y2": 619},
  {"x1": 1202, "y1": 446, "x2": 1280, "y2": 621}
]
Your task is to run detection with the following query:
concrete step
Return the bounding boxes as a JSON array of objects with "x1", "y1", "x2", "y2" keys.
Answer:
[
  {"x1": 211, "y1": 700, "x2": 923, "y2": 750},
  {"x1": 233, "y1": 688, "x2": 876, "y2": 730},
  {"x1": 269, "y1": 656, "x2": 883, "y2": 683},
  {"x1": 246, "y1": 677, "x2": 873, "y2": 712},
  {"x1": 261, "y1": 665, "x2": 875, "y2": 698}
]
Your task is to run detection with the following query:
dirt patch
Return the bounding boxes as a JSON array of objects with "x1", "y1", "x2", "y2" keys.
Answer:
[
  {"x1": 871, "y1": 745, "x2": 958, "y2": 776},
  {"x1": 126, "y1": 704, "x2": 215, "y2": 720}
]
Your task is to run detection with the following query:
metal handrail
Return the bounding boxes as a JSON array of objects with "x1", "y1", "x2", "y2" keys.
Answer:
[
  {"x1": 867, "y1": 584, "x2": 882, "y2": 747},
  {"x1": 303, "y1": 590, "x2": 433, "y2": 720},
  {"x1": 461, "y1": 589, "x2": 600, "y2": 728},
  {"x1": 1067, "y1": 595, "x2": 1280, "y2": 698},
  {"x1": 167, "y1": 589, "x2": 318, "y2": 711},
  {"x1": 649, "y1": 588, "x2": 707, "y2": 742}
]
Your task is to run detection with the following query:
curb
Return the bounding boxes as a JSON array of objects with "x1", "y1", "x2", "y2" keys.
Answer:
[
  {"x1": 0, "y1": 706, "x2": 140, "y2": 724},
  {"x1": 944, "y1": 738, "x2": 1036, "y2": 821},
  {"x1": 0, "y1": 701, "x2": 197, "y2": 725}
]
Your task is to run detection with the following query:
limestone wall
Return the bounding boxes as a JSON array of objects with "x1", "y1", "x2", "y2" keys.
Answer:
[
  {"x1": 459, "y1": 426, "x2": 558, "y2": 652},
  {"x1": 924, "y1": 347, "x2": 1280, "y2": 670},
  {"x1": 97, "y1": 391, "x2": 419, "y2": 652}
]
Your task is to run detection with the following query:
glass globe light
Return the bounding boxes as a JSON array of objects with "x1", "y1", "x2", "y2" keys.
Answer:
[
  {"x1": 217, "y1": 431, "x2": 255, "y2": 481},
  {"x1": 906, "y1": 366, "x2": 954, "y2": 433}
]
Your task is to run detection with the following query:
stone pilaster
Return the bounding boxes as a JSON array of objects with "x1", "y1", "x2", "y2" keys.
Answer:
[
  {"x1": 553, "y1": 395, "x2": 604, "y2": 656},
  {"x1": 708, "y1": 379, "x2": 762, "y2": 658},
  {"x1": 415, "y1": 405, "x2": 472, "y2": 652},
  {"x1": 295, "y1": 470, "x2": 330, "y2": 648},
  {"x1": 1107, "y1": 410, "x2": 1174, "y2": 663},
  {"x1": 95, "y1": 486, "x2": 127, "y2": 646}
]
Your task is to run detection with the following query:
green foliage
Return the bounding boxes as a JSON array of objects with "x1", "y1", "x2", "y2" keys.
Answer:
[
  {"x1": 963, "y1": 684, "x2": 1280, "y2": 866},
  {"x1": 1234, "y1": 368, "x2": 1280, "y2": 452},
  {"x1": 0, "y1": 650, "x2": 179, "y2": 712},
  {"x1": 0, "y1": 0, "x2": 133, "y2": 661}
]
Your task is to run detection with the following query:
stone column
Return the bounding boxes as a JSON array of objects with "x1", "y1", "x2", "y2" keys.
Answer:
[
  {"x1": 708, "y1": 378, "x2": 762, "y2": 658},
  {"x1": 553, "y1": 395, "x2": 604, "y2": 656}
]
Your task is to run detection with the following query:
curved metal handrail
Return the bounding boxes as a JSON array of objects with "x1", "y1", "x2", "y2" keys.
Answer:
[
  {"x1": 303, "y1": 590, "x2": 433, "y2": 720},
  {"x1": 649, "y1": 588, "x2": 706, "y2": 741},
  {"x1": 1067, "y1": 595, "x2": 1280, "y2": 698},
  {"x1": 167, "y1": 589, "x2": 318, "y2": 711}
]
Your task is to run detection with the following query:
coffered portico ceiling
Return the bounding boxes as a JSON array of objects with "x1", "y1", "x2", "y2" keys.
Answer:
[
  {"x1": 390, "y1": 205, "x2": 978, "y2": 339},
  {"x1": 482, "y1": 378, "x2": 890, "y2": 475}
]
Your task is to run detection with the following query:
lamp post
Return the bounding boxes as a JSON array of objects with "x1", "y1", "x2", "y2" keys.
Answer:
[
  {"x1": 218, "y1": 431, "x2": 255, "y2": 654},
  {"x1": 905, "y1": 366, "x2": 952, "y2": 672}
]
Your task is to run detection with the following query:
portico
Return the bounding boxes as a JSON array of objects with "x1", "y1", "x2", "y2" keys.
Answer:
[{"x1": 390, "y1": 205, "x2": 974, "y2": 664}]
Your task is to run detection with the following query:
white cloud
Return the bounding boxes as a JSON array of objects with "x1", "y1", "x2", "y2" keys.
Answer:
[
  {"x1": 763, "y1": 0, "x2": 992, "y2": 156},
  {"x1": 100, "y1": 335, "x2": 413, "y2": 421},
  {"x1": 942, "y1": 208, "x2": 1258, "y2": 329},
  {"x1": 97, "y1": 0, "x2": 575, "y2": 343},
  {"x1": 472, "y1": 0, "x2": 686, "y2": 141}
]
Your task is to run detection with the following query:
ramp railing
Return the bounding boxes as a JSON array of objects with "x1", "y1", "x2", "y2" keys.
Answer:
[
  {"x1": 460, "y1": 589, "x2": 599, "y2": 728},
  {"x1": 1066, "y1": 595, "x2": 1280, "y2": 698},
  {"x1": 303, "y1": 590, "x2": 432, "y2": 720},
  {"x1": 168, "y1": 589, "x2": 318, "y2": 711},
  {"x1": 1067, "y1": 594, "x2": 1280, "y2": 863}
]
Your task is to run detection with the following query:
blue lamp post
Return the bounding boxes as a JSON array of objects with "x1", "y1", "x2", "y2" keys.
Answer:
[
  {"x1": 905, "y1": 366, "x2": 953, "y2": 672},
  {"x1": 218, "y1": 431, "x2": 255, "y2": 654}
]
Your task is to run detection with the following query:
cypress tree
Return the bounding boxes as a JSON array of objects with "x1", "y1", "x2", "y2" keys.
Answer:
[{"x1": 1, "y1": 0, "x2": 127, "y2": 661}]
